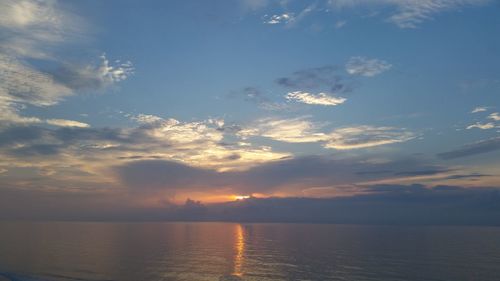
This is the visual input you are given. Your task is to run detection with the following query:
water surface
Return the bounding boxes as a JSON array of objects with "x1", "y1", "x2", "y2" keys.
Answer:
[{"x1": 0, "y1": 222, "x2": 499, "y2": 281}]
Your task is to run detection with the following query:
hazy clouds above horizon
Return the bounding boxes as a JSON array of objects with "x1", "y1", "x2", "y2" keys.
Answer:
[{"x1": 0, "y1": 0, "x2": 499, "y2": 222}]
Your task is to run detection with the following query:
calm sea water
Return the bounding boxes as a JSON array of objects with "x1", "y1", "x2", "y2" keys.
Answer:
[{"x1": 0, "y1": 222, "x2": 499, "y2": 281}]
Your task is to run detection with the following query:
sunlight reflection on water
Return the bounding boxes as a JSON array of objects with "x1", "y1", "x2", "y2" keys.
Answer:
[{"x1": 0, "y1": 222, "x2": 500, "y2": 281}]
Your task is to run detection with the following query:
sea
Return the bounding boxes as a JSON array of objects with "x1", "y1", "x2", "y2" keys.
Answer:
[{"x1": 0, "y1": 222, "x2": 499, "y2": 281}]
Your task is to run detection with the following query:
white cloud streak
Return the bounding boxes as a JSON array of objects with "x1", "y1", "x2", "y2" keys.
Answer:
[
  {"x1": 132, "y1": 114, "x2": 164, "y2": 124},
  {"x1": 466, "y1": 122, "x2": 495, "y2": 130},
  {"x1": 285, "y1": 91, "x2": 346, "y2": 106},
  {"x1": 488, "y1": 112, "x2": 500, "y2": 121},
  {"x1": 239, "y1": 117, "x2": 415, "y2": 149},
  {"x1": 46, "y1": 119, "x2": 90, "y2": 128},
  {"x1": 264, "y1": 13, "x2": 294, "y2": 24},
  {"x1": 324, "y1": 126, "x2": 416, "y2": 150},
  {"x1": 471, "y1": 106, "x2": 488, "y2": 113}
]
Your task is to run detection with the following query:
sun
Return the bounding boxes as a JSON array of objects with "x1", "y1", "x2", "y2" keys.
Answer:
[{"x1": 233, "y1": 195, "x2": 250, "y2": 201}]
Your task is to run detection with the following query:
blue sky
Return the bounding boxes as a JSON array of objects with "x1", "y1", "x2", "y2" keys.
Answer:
[{"x1": 0, "y1": 0, "x2": 499, "y2": 219}]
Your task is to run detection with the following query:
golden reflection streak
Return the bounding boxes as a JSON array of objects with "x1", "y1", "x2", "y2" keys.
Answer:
[{"x1": 233, "y1": 224, "x2": 245, "y2": 276}]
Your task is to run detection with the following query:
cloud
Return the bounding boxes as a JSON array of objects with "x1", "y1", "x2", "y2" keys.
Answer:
[
  {"x1": 0, "y1": 116, "x2": 290, "y2": 174},
  {"x1": 50, "y1": 55, "x2": 134, "y2": 92},
  {"x1": 466, "y1": 122, "x2": 495, "y2": 130},
  {"x1": 3, "y1": 179, "x2": 500, "y2": 224},
  {"x1": 239, "y1": 117, "x2": 328, "y2": 143},
  {"x1": 324, "y1": 126, "x2": 415, "y2": 150},
  {"x1": 0, "y1": 1, "x2": 133, "y2": 128},
  {"x1": 0, "y1": 100, "x2": 42, "y2": 124},
  {"x1": 114, "y1": 160, "x2": 216, "y2": 190},
  {"x1": 125, "y1": 118, "x2": 290, "y2": 171},
  {"x1": 345, "y1": 56, "x2": 392, "y2": 77},
  {"x1": 386, "y1": 0, "x2": 491, "y2": 29},
  {"x1": 111, "y1": 154, "x2": 452, "y2": 196},
  {"x1": 328, "y1": 0, "x2": 491, "y2": 28},
  {"x1": 239, "y1": 117, "x2": 415, "y2": 149},
  {"x1": 335, "y1": 20, "x2": 347, "y2": 29},
  {"x1": 0, "y1": 0, "x2": 83, "y2": 59},
  {"x1": 285, "y1": 91, "x2": 346, "y2": 106},
  {"x1": 235, "y1": 87, "x2": 289, "y2": 111},
  {"x1": 443, "y1": 173, "x2": 490, "y2": 180},
  {"x1": 276, "y1": 65, "x2": 351, "y2": 93},
  {"x1": 0, "y1": 54, "x2": 72, "y2": 125},
  {"x1": 203, "y1": 185, "x2": 500, "y2": 225},
  {"x1": 287, "y1": 4, "x2": 317, "y2": 27},
  {"x1": 46, "y1": 119, "x2": 90, "y2": 128},
  {"x1": 264, "y1": 13, "x2": 294, "y2": 24},
  {"x1": 437, "y1": 137, "x2": 500, "y2": 160},
  {"x1": 0, "y1": 54, "x2": 72, "y2": 107},
  {"x1": 0, "y1": 55, "x2": 132, "y2": 126},
  {"x1": 132, "y1": 114, "x2": 164, "y2": 124},
  {"x1": 471, "y1": 106, "x2": 488, "y2": 113},
  {"x1": 488, "y1": 112, "x2": 500, "y2": 121}
]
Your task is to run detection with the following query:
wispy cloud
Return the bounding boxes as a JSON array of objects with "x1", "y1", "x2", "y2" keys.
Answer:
[
  {"x1": 0, "y1": 115, "x2": 290, "y2": 174},
  {"x1": 488, "y1": 112, "x2": 500, "y2": 121},
  {"x1": 51, "y1": 55, "x2": 134, "y2": 92},
  {"x1": 276, "y1": 65, "x2": 351, "y2": 93},
  {"x1": 235, "y1": 87, "x2": 289, "y2": 111},
  {"x1": 466, "y1": 122, "x2": 495, "y2": 130},
  {"x1": 46, "y1": 119, "x2": 90, "y2": 128},
  {"x1": 0, "y1": 0, "x2": 83, "y2": 59},
  {"x1": 335, "y1": 20, "x2": 347, "y2": 29},
  {"x1": 264, "y1": 13, "x2": 294, "y2": 24},
  {"x1": 324, "y1": 126, "x2": 415, "y2": 150},
  {"x1": 471, "y1": 106, "x2": 488, "y2": 113},
  {"x1": 132, "y1": 114, "x2": 164, "y2": 124},
  {"x1": 346, "y1": 56, "x2": 392, "y2": 77},
  {"x1": 386, "y1": 0, "x2": 491, "y2": 28},
  {"x1": 438, "y1": 137, "x2": 500, "y2": 160},
  {"x1": 239, "y1": 117, "x2": 415, "y2": 149},
  {"x1": 0, "y1": 0, "x2": 133, "y2": 127},
  {"x1": 285, "y1": 91, "x2": 346, "y2": 106},
  {"x1": 238, "y1": 117, "x2": 327, "y2": 143},
  {"x1": 0, "y1": 54, "x2": 72, "y2": 124},
  {"x1": 0, "y1": 54, "x2": 72, "y2": 107},
  {"x1": 328, "y1": 0, "x2": 491, "y2": 28}
]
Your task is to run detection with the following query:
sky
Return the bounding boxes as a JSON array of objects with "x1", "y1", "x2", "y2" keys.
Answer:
[{"x1": 0, "y1": 0, "x2": 499, "y2": 222}]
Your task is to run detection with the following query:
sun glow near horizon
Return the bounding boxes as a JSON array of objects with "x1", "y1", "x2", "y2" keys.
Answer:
[{"x1": 233, "y1": 195, "x2": 251, "y2": 201}]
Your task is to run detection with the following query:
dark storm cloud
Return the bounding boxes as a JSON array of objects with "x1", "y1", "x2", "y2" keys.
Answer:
[
  {"x1": 437, "y1": 137, "x2": 500, "y2": 160},
  {"x1": 275, "y1": 65, "x2": 352, "y2": 93},
  {"x1": 203, "y1": 185, "x2": 500, "y2": 225},
  {"x1": 2, "y1": 182, "x2": 499, "y2": 225},
  {"x1": 114, "y1": 160, "x2": 218, "y2": 190},
  {"x1": 112, "y1": 155, "x2": 451, "y2": 194},
  {"x1": 232, "y1": 156, "x2": 450, "y2": 192}
]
